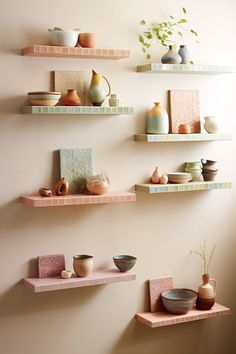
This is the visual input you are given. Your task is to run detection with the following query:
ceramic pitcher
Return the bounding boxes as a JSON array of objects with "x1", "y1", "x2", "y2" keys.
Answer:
[
  {"x1": 201, "y1": 159, "x2": 218, "y2": 171},
  {"x1": 196, "y1": 274, "x2": 216, "y2": 310},
  {"x1": 88, "y1": 70, "x2": 111, "y2": 106}
]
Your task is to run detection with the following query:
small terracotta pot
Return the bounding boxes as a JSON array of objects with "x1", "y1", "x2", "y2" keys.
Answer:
[
  {"x1": 178, "y1": 124, "x2": 191, "y2": 134},
  {"x1": 55, "y1": 178, "x2": 69, "y2": 196},
  {"x1": 73, "y1": 255, "x2": 93, "y2": 277},
  {"x1": 63, "y1": 89, "x2": 81, "y2": 106},
  {"x1": 78, "y1": 33, "x2": 96, "y2": 48}
]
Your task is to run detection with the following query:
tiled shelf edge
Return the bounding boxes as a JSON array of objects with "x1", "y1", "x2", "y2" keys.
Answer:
[
  {"x1": 24, "y1": 269, "x2": 136, "y2": 292},
  {"x1": 21, "y1": 192, "x2": 136, "y2": 207},
  {"x1": 135, "y1": 181, "x2": 231, "y2": 194},
  {"x1": 134, "y1": 133, "x2": 232, "y2": 142},
  {"x1": 137, "y1": 63, "x2": 234, "y2": 74},
  {"x1": 135, "y1": 303, "x2": 230, "y2": 328},
  {"x1": 22, "y1": 106, "x2": 134, "y2": 115},
  {"x1": 22, "y1": 45, "x2": 130, "y2": 59}
]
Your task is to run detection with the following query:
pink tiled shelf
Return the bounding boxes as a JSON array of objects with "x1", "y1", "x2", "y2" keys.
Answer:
[
  {"x1": 22, "y1": 45, "x2": 130, "y2": 59},
  {"x1": 24, "y1": 269, "x2": 136, "y2": 292},
  {"x1": 21, "y1": 192, "x2": 136, "y2": 207}
]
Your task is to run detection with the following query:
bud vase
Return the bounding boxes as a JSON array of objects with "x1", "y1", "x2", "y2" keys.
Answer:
[
  {"x1": 64, "y1": 89, "x2": 81, "y2": 106},
  {"x1": 196, "y1": 274, "x2": 216, "y2": 310}
]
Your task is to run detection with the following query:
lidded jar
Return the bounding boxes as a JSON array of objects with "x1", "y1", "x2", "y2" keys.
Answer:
[{"x1": 147, "y1": 102, "x2": 169, "y2": 134}]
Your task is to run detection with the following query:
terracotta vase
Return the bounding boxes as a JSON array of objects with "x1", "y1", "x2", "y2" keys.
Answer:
[
  {"x1": 64, "y1": 89, "x2": 81, "y2": 106},
  {"x1": 78, "y1": 33, "x2": 96, "y2": 48},
  {"x1": 73, "y1": 255, "x2": 93, "y2": 277},
  {"x1": 147, "y1": 102, "x2": 169, "y2": 134},
  {"x1": 88, "y1": 70, "x2": 111, "y2": 106},
  {"x1": 161, "y1": 45, "x2": 182, "y2": 64},
  {"x1": 196, "y1": 274, "x2": 216, "y2": 310}
]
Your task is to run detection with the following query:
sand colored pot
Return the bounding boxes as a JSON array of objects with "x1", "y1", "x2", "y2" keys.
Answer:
[
  {"x1": 147, "y1": 102, "x2": 169, "y2": 134},
  {"x1": 78, "y1": 33, "x2": 96, "y2": 48},
  {"x1": 196, "y1": 274, "x2": 216, "y2": 310},
  {"x1": 64, "y1": 89, "x2": 81, "y2": 106},
  {"x1": 73, "y1": 255, "x2": 93, "y2": 277}
]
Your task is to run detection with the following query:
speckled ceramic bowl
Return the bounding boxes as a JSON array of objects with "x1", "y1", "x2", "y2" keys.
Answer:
[
  {"x1": 113, "y1": 255, "x2": 137, "y2": 272},
  {"x1": 161, "y1": 288, "x2": 197, "y2": 315}
]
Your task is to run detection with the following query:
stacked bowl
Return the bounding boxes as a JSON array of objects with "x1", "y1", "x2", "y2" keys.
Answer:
[
  {"x1": 28, "y1": 91, "x2": 61, "y2": 106},
  {"x1": 167, "y1": 172, "x2": 192, "y2": 184},
  {"x1": 185, "y1": 161, "x2": 202, "y2": 182},
  {"x1": 201, "y1": 160, "x2": 218, "y2": 181}
]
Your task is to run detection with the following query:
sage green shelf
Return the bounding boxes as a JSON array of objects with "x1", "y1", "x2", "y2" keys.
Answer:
[
  {"x1": 134, "y1": 133, "x2": 232, "y2": 142},
  {"x1": 22, "y1": 106, "x2": 134, "y2": 115},
  {"x1": 137, "y1": 63, "x2": 234, "y2": 74},
  {"x1": 135, "y1": 181, "x2": 231, "y2": 194}
]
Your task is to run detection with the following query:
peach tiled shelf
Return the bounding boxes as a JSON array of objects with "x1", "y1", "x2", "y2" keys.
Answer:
[
  {"x1": 22, "y1": 106, "x2": 134, "y2": 115},
  {"x1": 135, "y1": 181, "x2": 231, "y2": 194},
  {"x1": 137, "y1": 63, "x2": 234, "y2": 74},
  {"x1": 136, "y1": 304, "x2": 230, "y2": 328},
  {"x1": 22, "y1": 45, "x2": 130, "y2": 59},
  {"x1": 134, "y1": 133, "x2": 232, "y2": 142},
  {"x1": 21, "y1": 192, "x2": 136, "y2": 207},
  {"x1": 24, "y1": 269, "x2": 136, "y2": 292}
]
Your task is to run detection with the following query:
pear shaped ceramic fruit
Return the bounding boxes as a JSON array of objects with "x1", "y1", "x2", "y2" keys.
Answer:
[
  {"x1": 55, "y1": 178, "x2": 69, "y2": 196},
  {"x1": 151, "y1": 167, "x2": 161, "y2": 184},
  {"x1": 160, "y1": 174, "x2": 168, "y2": 184}
]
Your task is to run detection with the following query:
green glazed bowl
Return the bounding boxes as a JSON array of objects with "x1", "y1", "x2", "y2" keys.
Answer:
[{"x1": 113, "y1": 255, "x2": 137, "y2": 272}]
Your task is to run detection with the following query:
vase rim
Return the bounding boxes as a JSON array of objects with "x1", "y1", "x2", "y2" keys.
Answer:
[{"x1": 154, "y1": 101, "x2": 161, "y2": 105}]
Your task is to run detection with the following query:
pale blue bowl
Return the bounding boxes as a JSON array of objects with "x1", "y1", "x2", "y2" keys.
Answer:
[{"x1": 161, "y1": 288, "x2": 197, "y2": 315}]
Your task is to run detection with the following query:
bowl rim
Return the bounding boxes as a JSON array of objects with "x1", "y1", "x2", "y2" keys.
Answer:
[
  {"x1": 28, "y1": 91, "x2": 61, "y2": 95},
  {"x1": 73, "y1": 254, "x2": 93, "y2": 260},
  {"x1": 161, "y1": 288, "x2": 197, "y2": 301},
  {"x1": 113, "y1": 255, "x2": 137, "y2": 261}
]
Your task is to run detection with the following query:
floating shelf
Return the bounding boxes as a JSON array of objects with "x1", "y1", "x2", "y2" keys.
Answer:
[
  {"x1": 136, "y1": 303, "x2": 230, "y2": 328},
  {"x1": 134, "y1": 133, "x2": 232, "y2": 143},
  {"x1": 21, "y1": 192, "x2": 136, "y2": 207},
  {"x1": 24, "y1": 269, "x2": 136, "y2": 292},
  {"x1": 22, "y1": 106, "x2": 134, "y2": 115},
  {"x1": 22, "y1": 45, "x2": 130, "y2": 59},
  {"x1": 137, "y1": 63, "x2": 234, "y2": 74},
  {"x1": 135, "y1": 181, "x2": 231, "y2": 194}
]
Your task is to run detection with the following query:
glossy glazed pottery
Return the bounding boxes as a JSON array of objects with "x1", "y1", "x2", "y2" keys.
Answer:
[
  {"x1": 88, "y1": 70, "x2": 111, "y2": 106},
  {"x1": 63, "y1": 89, "x2": 81, "y2": 106},
  {"x1": 86, "y1": 172, "x2": 109, "y2": 195},
  {"x1": 39, "y1": 188, "x2": 52, "y2": 197},
  {"x1": 109, "y1": 93, "x2": 120, "y2": 107},
  {"x1": 73, "y1": 255, "x2": 93, "y2": 277},
  {"x1": 168, "y1": 172, "x2": 192, "y2": 184},
  {"x1": 48, "y1": 28, "x2": 79, "y2": 47},
  {"x1": 161, "y1": 288, "x2": 197, "y2": 315},
  {"x1": 196, "y1": 274, "x2": 216, "y2": 310},
  {"x1": 147, "y1": 102, "x2": 169, "y2": 134},
  {"x1": 54, "y1": 178, "x2": 69, "y2": 196},
  {"x1": 61, "y1": 270, "x2": 72, "y2": 279},
  {"x1": 78, "y1": 33, "x2": 96, "y2": 48},
  {"x1": 151, "y1": 166, "x2": 161, "y2": 184},
  {"x1": 204, "y1": 116, "x2": 219, "y2": 133},
  {"x1": 178, "y1": 45, "x2": 190, "y2": 64},
  {"x1": 28, "y1": 91, "x2": 61, "y2": 106},
  {"x1": 161, "y1": 45, "x2": 182, "y2": 64},
  {"x1": 113, "y1": 255, "x2": 137, "y2": 272},
  {"x1": 178, "y1": 124, "x2": 191, "y2": 134}
]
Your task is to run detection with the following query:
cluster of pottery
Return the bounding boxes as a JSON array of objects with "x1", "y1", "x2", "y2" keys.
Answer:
[
  {"x1": 150, "y1": 167, "x2": 168, "y2": 184},
  {"x1": 48, "y1": 27, "x2": 96, "y2": 48},
  {"x1": 61, "y1": 254, "x2": 137, "y2": 278},
  {"x1": 201, "y1": 159, "x2": 218, "y2": 181},
  {"x1": 185, "y1": 161, "x2": 202, "y2": 181},
  {"x1": 161, "y1": 274, "x2": 216, "y2": 315},
  {"x1": 161, "y1": 44, "x2": 190, "y2": 64}
]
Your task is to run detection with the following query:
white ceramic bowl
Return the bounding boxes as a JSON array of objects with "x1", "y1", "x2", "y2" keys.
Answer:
[{"x1": 48, "y1": 29, "x2": 79, "y2": 47}]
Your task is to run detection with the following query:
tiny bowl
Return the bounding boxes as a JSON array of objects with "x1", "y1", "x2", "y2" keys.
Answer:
[
  {"x1": 161, "y1": 288, "x2": 197, "y2": 315},
  {"x1": 113, "y1": 255, "x2": 137, "y2": 272}
]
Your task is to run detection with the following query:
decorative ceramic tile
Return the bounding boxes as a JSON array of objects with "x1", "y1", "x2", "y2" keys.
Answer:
[
  {"x1": 135, "y1": 182, "x2": 231, "y2": 194},
  {"x1": 38, "y1": 254, "x2": 65, "y2": 278},
  {"x1": 21, "y1": 106, "x2": 134, "y2": 115},
  {"x1": 53, "y1": 71, "x2": 86, "y2": 105},
  {"x1": 134, "y1": 133, "x2": 232, "y2": 142},
  {"x1": 149, "y1": 276, "x2": 173, "y2": 313},
  {"x1": 137, "y1": 63, "x2": 234, "y2": 74},
  {"x1": 60, "y1": 148, "x2": 93, "y2": 194},
  {"x1": 168, "y1": 90, "x2": 201, "y2": 133}
]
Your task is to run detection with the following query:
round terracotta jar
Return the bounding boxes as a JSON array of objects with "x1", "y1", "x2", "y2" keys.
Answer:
[
  {"x1": 178, "y1": 124, "x2": 191, "y2": 134},
  {"x1": 63, "y1": 89, "x2": 81, "y2": 106},
  {"x1": 78, "y1": 33, "x2": 96, "y2": 48},
  {"x1": 73, "y1": 255, "x2": 93, "y2": 277}
]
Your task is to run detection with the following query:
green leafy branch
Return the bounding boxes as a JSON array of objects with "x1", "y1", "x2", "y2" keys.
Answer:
[{"x1": 190, "y1": 240, "x2": 217, "y2": 274}]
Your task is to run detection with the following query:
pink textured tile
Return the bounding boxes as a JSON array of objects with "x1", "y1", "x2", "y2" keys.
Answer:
[
  {"x1": 169, "y1": 90, "x2": 201, "y2": 133},
  {"x1": 149, "y1": 276, "x2": 173, "y2": 312},
  {"x1": 38, "y1": 254, "x2": 65, "y2": 278}
]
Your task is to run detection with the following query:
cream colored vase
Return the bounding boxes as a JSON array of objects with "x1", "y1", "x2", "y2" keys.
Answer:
[
  {"x1": 147, "y1": 102, "x2": 169, "y2": 134},
  {"x1": 73, "y1": 255, "x2": 93, "y2": 277},
  {"x1": 196, "y1": 274, "x2": 216, "y2": 310}
]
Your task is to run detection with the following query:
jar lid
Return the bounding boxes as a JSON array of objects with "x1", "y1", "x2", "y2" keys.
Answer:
[{"x1": 110, "y1": 93, "x2": 120, "y2": 99}]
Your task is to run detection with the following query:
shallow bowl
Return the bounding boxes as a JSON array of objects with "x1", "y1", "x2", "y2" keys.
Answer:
[
  {"x1": 113, "y1": 255, "x2": 137, "y2": 272},
  {"x1": 161, "y1": 288, "x2": 197, "y2": 315}
]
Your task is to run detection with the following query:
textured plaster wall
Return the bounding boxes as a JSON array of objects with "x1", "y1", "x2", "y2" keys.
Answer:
[{"x1": 0, "y1": 1, "x2": 236, "y2": 354}]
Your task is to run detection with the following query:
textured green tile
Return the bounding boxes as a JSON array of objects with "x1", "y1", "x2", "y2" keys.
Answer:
[
  {"x1": 22, "y1": 106, "x2": 134, "y2": 115},
  {"x1": 60, "y1": 148, "x2": 93, "y2": 194}
]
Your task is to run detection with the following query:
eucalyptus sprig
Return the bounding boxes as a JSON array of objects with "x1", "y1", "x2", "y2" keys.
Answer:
[
  {"x1": 139, "y1": 7, "x2": 199, "y2": 60},
  {"x1": 190, "y1": 240, "x2": 217, "y2": 274}
]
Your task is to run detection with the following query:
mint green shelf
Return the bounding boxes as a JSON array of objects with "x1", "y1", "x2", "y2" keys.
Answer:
[
  {"x1": 135, "y1": 133, "x2": 232, "y2": 142},
  {"x1": 137, "y1": 64, "x2": 234, "y2": 74},
  {"x1": 135, "y1": 181, "x2": 231, "y2": 194},
  {"x1": 22, "y1": 106, "x2": 134, "y2": 115}
]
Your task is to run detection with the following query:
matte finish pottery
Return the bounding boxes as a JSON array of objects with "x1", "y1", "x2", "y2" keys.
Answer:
[
  {"x1": 73, "y1": 255, "x2": 93, "y2": 277},
  {"x1": 64, "y1": 89, "x2": 81, "y2": 106},
  {"x1": 161, "y1": 288, "x2": 197, "y2": 315},
  {"x1": 78, "y1": 33, "x2": 96, "y2": 48},
  {"x1": 178, "y1": 45, "x2": 190, "y2": 64},
  {"x1": 201, "y1": 159, "x2": 218, "y2": 171},
  {"x1": 88, "y1": 70, "x2": 111, "y2": 106},
  {"x1": 161, "y1": 45, "x2": 181, "y2": 64},
  {"x1": 113, "y1": 255, "x2": 137, "y2": 272},
  {"x1": 204, "y1": 116, "x2": 219, "y2": 133},
  {"x1": 147, "y1": 102, "x2": 169, "y2": 134},
  {"x1": 197, "y1": 274, "x2": 216, "y2": 310},
  {"x1": 48, "y1": 28, "x2": 79, "y2": 47}
]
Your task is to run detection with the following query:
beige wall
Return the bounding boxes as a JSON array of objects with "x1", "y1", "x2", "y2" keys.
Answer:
[{"x1": 0, "y1": 1, "x2": 236, "y2": 353}]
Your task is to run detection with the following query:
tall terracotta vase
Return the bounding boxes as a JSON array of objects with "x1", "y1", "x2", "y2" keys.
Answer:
[
  {"x1": 147, "y1": 102, "x2": 169, "y2": 134},
  {"x1": 88, "y1": 70, "x2": 111, "y2": 106},
  {"x1": 196, "y1": 274, "x2": 216, "y2": 310}
]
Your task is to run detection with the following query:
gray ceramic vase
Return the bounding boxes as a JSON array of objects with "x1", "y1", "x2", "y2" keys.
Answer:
[
  {"x1": 178, "y1": 45, "x2": 190, "y2": 64},
  {"x1": 161, "y1": 45, "x2": 181, "y2": 64}
]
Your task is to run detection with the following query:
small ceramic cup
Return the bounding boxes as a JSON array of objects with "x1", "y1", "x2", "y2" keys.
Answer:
[
  {"x1": 78, "y1": 33, "x2": 96, "y2": 48},
  {"x1": 73, "y1": 255, "x2": 93, "y2": 277},
  {"x1": 178, "y1": 124, "x2": 191, "y2": 134},
  {"x1": 61, "y1": 270, "x2": 72, "y2": 279}
]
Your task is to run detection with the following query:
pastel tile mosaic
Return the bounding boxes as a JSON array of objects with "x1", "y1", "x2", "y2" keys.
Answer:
[
  {"x1": 22, "y1": 106, "x2": 134, "y2": 115},
  {"x1": 135, "y1": 182, "x2": 231, "y2": 194},
  {"x1": 137, "y1": 63, "x2": 234, "y2": 74},
  {"x1": 134, "y1": 133, "x2": 232, "y2": 142}
]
